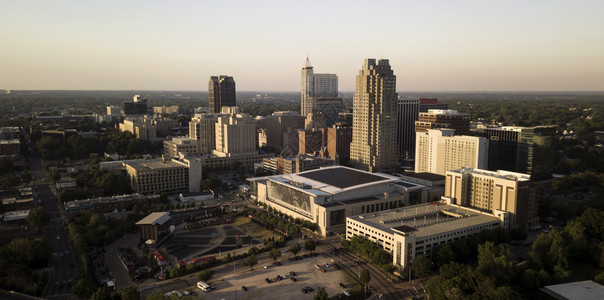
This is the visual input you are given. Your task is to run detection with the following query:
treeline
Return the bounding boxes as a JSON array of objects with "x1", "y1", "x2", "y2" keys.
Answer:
[
  {"x1": 0, "y1": 238, "x2": 52, "y2": 296},
  {"x1": 342, "y1": 235, "x2": 395, "y2": 274},
  {"x1": 68, "y1": 212, "x2": 144, "y2": 298},
  {"x1": 425, "y1": 208, "x2": 604, "y2": 299},
  {"x1": 34, "y1": 129, "x2": 158, "y2": 160}
]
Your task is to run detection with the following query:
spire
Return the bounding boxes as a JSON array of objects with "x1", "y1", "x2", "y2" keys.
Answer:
[{"x1": 303, "y1": 56, "x2": 313, "y2": 69}]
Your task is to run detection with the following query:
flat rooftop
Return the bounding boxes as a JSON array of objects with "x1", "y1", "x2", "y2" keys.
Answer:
[
  {"x1": 348, "y1": 202, "x2": 501, "y2": 238},
  {"x1": 399, "y1": 172, "x2": 445, "y2": 182},
  {"x1": 125, "y1": 160, "x2": 185, "y2": 171},
  {"x1": 136, "y1": 212, "x2": 171, "y2": 226},
  {"x1": 297, "y1": 166, "x2": 389, "y2": 189},
  {"x1": 541, "y1": 280, "x2": 604, "y2": 300}
]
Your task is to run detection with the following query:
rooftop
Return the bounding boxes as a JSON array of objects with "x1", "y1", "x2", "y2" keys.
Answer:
[
  {"x1": 349, "y1": 202, "x2": 501, "y2": 238},
  {"x1": 297, "y1": 166, "x2": 390, "y2": 189},
  {"x1": 540, "y1": 280, "x2": 604, "y2": 300},
  {"x1": 136, "y1": 212, "x2": 171, "y2": 226},
  {"x1": 125, "y1": 160, "x2": 186, "y2": 171},
  {"x1": 399, "y1": 172, "x2": 446, "y2": 182},
  {"x1": 448, "y1": 168, "x2": 531, "y2": 182}
]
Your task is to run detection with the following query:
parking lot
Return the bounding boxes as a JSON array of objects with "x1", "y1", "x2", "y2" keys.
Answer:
[{"x1": 190, "y1": 254, "x2": 357, "y2": 300}]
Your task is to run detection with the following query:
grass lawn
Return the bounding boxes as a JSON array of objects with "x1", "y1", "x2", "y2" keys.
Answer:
[{"x1": 232, "y1": 216, "x2": 280, "y2": 241}]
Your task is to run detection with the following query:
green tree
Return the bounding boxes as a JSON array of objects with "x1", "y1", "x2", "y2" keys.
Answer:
[
  {"x1": 198, "y1": 269, "x2": 214, "y2": 282},
  {"x1": 477, "y1": 242, "x2": 515, "y2": 286},
  {"x1": 314, "y1": 286, "x2": 329, "y2": 300},
  {"x1": 121, "y1": 286, "x2": 140, "y2": 300},
  {"x1": 91, "y1": 287, "x2": 112, "y2": 300},
  {"x1": 221, "y1": 253, "x2": 233, "y2": 263},
  {"x1": 0, "y1": 173, "x2": 19, "y2": 188},
  {"x1": 169, "y1": 268, "x2": 181, "y2": 278},
  {"x1": 290, "y1": 243, "x2": 301, "y2": 256},
  {"x1": 434, "y1": 243, "x2": 456, "y2": 268},
  {"x1": 411, "y1": 254, "x2": 432, "y2": 278},
  {"x1": 26, "y1": 206, "x2": 51, "y2": 231},
  {"x1": 145, "y1": 290, "x2": 167, "y2": 300},
  {"x1": 269, "y1": 248, "x2": 281, "y2": 262},
  {"x1": 304, "y1": 239, "x2": 316, "y2": 253},
  {"x1": 360, "y1": 268, "x2": 371, "y2": 295},
  {"x1": 244, "y1": 253, "x2": 258, "y2": 270}
]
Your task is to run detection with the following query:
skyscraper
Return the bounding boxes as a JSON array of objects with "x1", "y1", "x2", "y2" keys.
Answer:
[
  {"x1": 415, "y1": 109, "x2": 470, "y2": 135},
  {"x1": 300, "y1": 57, "x2": 341, "y2": 125},
  {"x1": 350, "y1": 59, "x2": 398, "y2": 172},
  {"x1": 208, "y1": 75, "x2": 236, "y2": 113},
  {"x1": 396, "y1": 98, "x2": 419, "y2": 159}
]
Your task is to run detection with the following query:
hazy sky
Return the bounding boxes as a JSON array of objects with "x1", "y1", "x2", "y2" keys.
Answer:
[{"x1": 2, "y1": 0, "x2": 604, "y2": 91}]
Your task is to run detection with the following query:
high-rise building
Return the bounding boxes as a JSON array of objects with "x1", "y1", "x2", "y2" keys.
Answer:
[
  {"x1": 301, "y1": 57, "x2": 341, "y2": 125},
  {"x1": 415, "y1": 129, "x2": 488, "y2": 175},
  {"x1": 123, "y1": 95, "x2": 148, "y2": 115},
  {"x1": 419, "y1": 98, "x2": 448, "y2": 112},
  {"x1": 484, "y1": 126, "x2": 556, "y2": 180},
  {"x1": 326, "y1": 122, "x2": 352, "y2": 165},
  {"x1": 213, "y1": 107, "x2": 257, "y2": 157},
  {"x1": 350, "y1": 59, "x2": 398, "y2": 172},
  {"x1": 397, "y1": 98, "x2": 420, "y2": 159},
  {"x1": 208, "y1": 75, "x2": 236, "y2": 113},
  {"x1": 189, "y1": 113, "x2": 221, "y2": 154},
  {"x1": 444, "y1": 168, "x2": 538, "y2": 228},
  {"x1": 415, "y1": 109, "x2": 470, "y2": 135}
]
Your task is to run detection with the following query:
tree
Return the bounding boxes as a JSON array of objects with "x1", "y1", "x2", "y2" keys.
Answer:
[
  {"x1": 121, "y1": 286, "x2": 140, "y2": 300},
  {"x1": 244, "y1": 253, "x2": 258, "y2": 270},
  {"x1": 290, "y1": 243, "x2": 301, "y2": 256},
  {"x1": 26, "y1": 206, "x2": 50, "y2": 231},
  {"x1": 169, "y1": 268, "x2": 181, "y2": 278},
  {"x1": 304, "y1": 239, "x2": 316, "y2": 253},
  {"x1": 269, "y1": 248, "x2": 281, "y2": 262},
  {"x1": 248, "y1": 246, "x2": 259, "y2": 255},
  {"x1": 477, "y1": 242, "x2": 515, "y2": 286},
  {"x1": 411, "y1": 254, "x2": 432, "y2": 278},
  {"x1": 314, "y1": 287, "x2": 329, "y2": 300},
  {"x1": 0, "y1": 173, "x2": 19, "y2": 188},
  {"x1": 510, "y1": 224, "x2": 528, "y2": 241},
  {"x1": 91, "y1": 287, "x2": 112, "y2": 300},
  {"x1": 434, "y1": 243, "x2": 456, "y2": 268},
  {"x1": 198, "y1": 269, "x2": 214, "y2": 282},
  {"x1": 360, "y1": 268, "x2": 371, "y2": 296},
  {"x1": 221, "y1": 253, "x2": 233, "y2": 263},
  {"x1": 145, "y1": 291, "x2": 166, "y2": 300}
]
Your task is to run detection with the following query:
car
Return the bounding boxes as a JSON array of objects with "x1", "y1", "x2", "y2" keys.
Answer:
[
  {"x1": 314, "y1": 264, "x2": 321, "y2": 269},
  {"x1": 171, "y1": 291, "x2": 182, "y2": 298},
  {"x1": 320, "y1": 268, "x2": 326, "y2": 273},
  {"x1": 281, "y1": 248, "x2": 290, "y2": 253},
  {"x1": 343, "y1": 290, "x2": 351, "y2": 296},
  {"x1": 56, "y1": 235, "x2": 60, "y2": 240},
  {"x1": 306, "y1": 287, "x2": 313, "y2": 292},
  {"x1": 290, "y1": 277, "x2": 297, "y2": 282},
  {"x1": 183, "y1": 291, "x2": 190, "y2": 296},
  {"x1": 241, "y1": 286, "x2": 248, "y2": 291},
  {"x1": 289, "y1": 271, "x2": 296, "y2": 276},
  {"x1": 274, "y1": 261, "x2": 282, "y2": 266},
  {"x1": 281, "y1": 274, "x2": 288, "y2": 279},
  {"x1": 324, "y1": 263, "x2": 331, "y2": 268},
  {"x1": 303, "y1": 254, "x2": 309, "y2": 258},
  {"x1": 210, "y1": 284, "x2": 216, "y2": 289},
  {"x1": 339, "y1": 283, "x2": 345, "y2": 288},
  {"x1": 264, "y1": 265, "x2": 269, "y2": 269},
  {"x1": 265, "y1": 278, "x2": 271, "y2": 284},
  {"x1": 276, "y1": 275, "x2": 282, "y2": 281},
  {"x1": 288, "y1": 258, "x2": 294, "y2": 262},
  {"x1": 302, "y1": 288, "x2": 308, "y2": 293}
]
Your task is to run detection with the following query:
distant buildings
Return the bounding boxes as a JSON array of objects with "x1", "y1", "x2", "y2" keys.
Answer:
[
  {"x1": 255, "y1": 111, "x2": 305, "y2": 155},
  {"x1": 0, "y1": 127, "x2": 21, "y2": 156},
  {"x1": 415, "y1": 109, "x2": 470, "y2": 135},
  {"x1": 415, "y1": 129, "x2": 489, "y2": 175},
  {"x1": 301, "y1": 57, "x2": 342, "y2": 126},
  {"x1": 484, "y1": 126, "x2": 556, "y2": 180},
  {"x1": 209, "y1": 75, "x2": 236, "y2": 113},
  {"x1": 64, "y1": 193, "x2": 151, "y2": 215},
  {"x1": 123, "y1": 95, "x2": 148, "y2": 115},
  {"x1": 443, "y1": 167, "x2": 538, "y2": 228},
  {"x1": 261, "y1": 155, "x2": 336, "y2": 174},
  {"x1": 350, "y1": 59, "x2": 398, "y2": 172},
  {"x1": 119, "y1": 117, "x2": 157, "y2": 141},
  {"x1": 419, "y1": 98, "x2": 448, "y2": 112}
]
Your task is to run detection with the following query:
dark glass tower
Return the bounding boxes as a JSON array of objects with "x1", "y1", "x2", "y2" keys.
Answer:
[{"x1": 208, "y1": 75, "x2": 236, "y2": 113}]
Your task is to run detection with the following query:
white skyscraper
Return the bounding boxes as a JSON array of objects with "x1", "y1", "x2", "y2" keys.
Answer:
[{"x1": 301, "y1": 57, "x2": 340, "y2": 124}]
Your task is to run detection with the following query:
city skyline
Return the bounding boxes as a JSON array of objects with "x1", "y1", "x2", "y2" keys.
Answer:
[{"x1": 2, "y1": 1, "x2": 604, "y2": 91}]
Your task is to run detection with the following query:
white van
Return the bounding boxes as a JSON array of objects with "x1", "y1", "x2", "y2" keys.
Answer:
[{"x1": 197, "y1": 281, "x2": 211, "y2": 292}]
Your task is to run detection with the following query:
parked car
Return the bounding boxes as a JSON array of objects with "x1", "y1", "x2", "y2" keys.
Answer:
[
  {"x1": 290, "y1": 277, "x2": 297, "y2": 282},
  {"x1": 306, "y1": 287, "x2": 313, "y2": 292},
  {"x1": 241, "y1": 286, "x2": 248, "y2": 291},
  {"x1": 339, "y1": 283, "x2": 345, "y2": 288},
  {"x1": 274, "y1": 261, "x2": 282, "y2": 266},
  {"x1": 265, "y1": 278, "x2": 271, "y2": 284},
  {"x1": 343, "y1": 290, "x2": 351, "y2": 296},
  {"x1": 289, "y1": 271, "x2": 296, "y2": 276},
  {"x1": 320, "y1": 268, "x2": 326, "y2": 273},
  {"x1": 301, "y1": 288, "x2": 308, "y2": 293}
]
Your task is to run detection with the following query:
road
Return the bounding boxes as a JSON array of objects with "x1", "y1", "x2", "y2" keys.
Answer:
[{"x1": 29, "y1": 142, "x2": 76, "y2": 299}]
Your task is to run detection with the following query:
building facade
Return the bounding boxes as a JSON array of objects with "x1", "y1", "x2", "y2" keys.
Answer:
[
  {"x1": 213, "y1": 109, "x2": 257, "y2": 157},
  {"x1": 301, "y1": 57, "x2": 341, "y2": 125},
  {"x1": 350, "y1": 59, "x2": 398, "y2": 172},
  {"x1": 163, "y1": 137, "x2": 199, "y2": 157},
  {"x1": 397, "y1": 98, "x2": 420, "y2": 159},
  {"x1": 415, "y1": 129, "x2": 489, "y2": 175},
  {"x1": 346, "y1": 202, "x2": 504, "y2": 270},
  {"x1": 255, "y1": 111, "x2": 305, "y2": 155},
  {"x1": 415, "y1": 109, "x2": 470, "y2": 135},
  {"x1": 485, "y1": 126, "x2": 556, "y2": 180},
  {"x1": 124, "y1": 155, "x2": 202, "y2": 194},
  {"x1": 249, "y1": 166, "x2": 425, "y2": 236},
  {"x1": 443, "y1": 168, "x2": 538, "y2": 228},
  {"x1": 208, "y1": 75, "x2": 236, "y2": 113}
]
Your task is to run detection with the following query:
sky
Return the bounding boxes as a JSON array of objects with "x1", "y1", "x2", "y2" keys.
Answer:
[{"x1": 2, "y1": 0, "x2": 604, "y2": 91}]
